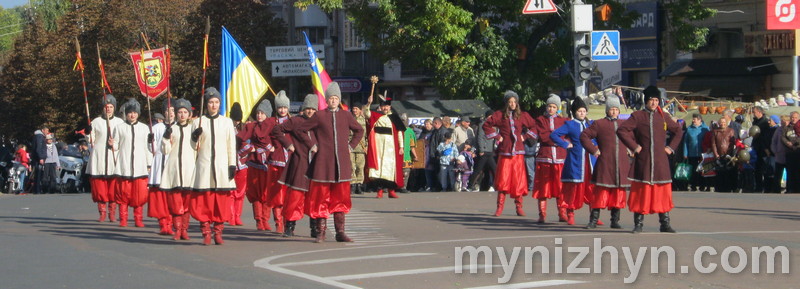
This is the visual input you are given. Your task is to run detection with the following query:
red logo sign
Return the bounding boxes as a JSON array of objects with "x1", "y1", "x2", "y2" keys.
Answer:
[
  {"x1": 768, "y1": 0, "x2": 800, "y2": 30},
  {"x1": 129, "y1": 48, "x2": 169, "y2": 99}
]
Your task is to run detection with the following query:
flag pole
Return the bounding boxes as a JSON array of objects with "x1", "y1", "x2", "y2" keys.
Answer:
[
  {"x1": 139, "y1": 47, "x2": 156, "y2": 155},
  {"x1": 74, "y1": 37, "x2": 90, "y2": 127},
  {"x1": 97, "y1": 42, "x2": 117, "y2": 164},
  {"x1": 164, "y1": 24, "x2": 172, "y2": 122},
  {"x1": 199, "y1": 16, "x2": 210, "y2": 120}
]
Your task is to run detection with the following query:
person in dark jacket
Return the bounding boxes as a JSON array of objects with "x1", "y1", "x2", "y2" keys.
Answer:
[
  {"x1": 31, "y1": 126, "x2": 49, "y2": 194},
  {"x1": 750, "y1": 107, "x2": 771, "y2": 192},
  {"x1": 617, "y1": 85, "x2": 682, "y2": 233},
  {"x1": 469, "y1": 111, "x2": 497, "y2": 191}
]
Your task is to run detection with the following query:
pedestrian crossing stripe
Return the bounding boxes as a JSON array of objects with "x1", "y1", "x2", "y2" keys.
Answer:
[{"x1": 590, "y1": 30, "x2": 620, "y2": 61}]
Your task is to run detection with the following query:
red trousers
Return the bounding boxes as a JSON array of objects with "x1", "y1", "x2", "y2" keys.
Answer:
[
  {"x1": 532, "y1": 163, "x2": 563, "y2": 200},
  {"x1": 628, "y1": 182, "x2": 673, "y2": 214},
  {"x1": 147, "y1": 187, "x2": 170, "y2": 219},
  {"x1": 90, "y1": 177, "x2": 117, "y2": 203},
  {"x1": 115, "y1": 178, "x2": 148, "y2": 207},
  {"x1": 233, "y1": 168, "x2": 248, "y2": 200},
  {"x1": 307, "y1": 181, "x2": 351, "y2": 219},
  {"x1": 495, "y1": 155, "x2": 528, "y2": 198},
  {"x1": 591, "y1": 186, "x2": 627, "y2": 209},
  {"x1": 283, "y1": 188, "x2": 306, "y2": 221},
  {"x1": 166, "y1": 190, "x2": 191, "y2": 215},
  {"x1": 189, "y1": 190, "x2": 232, "y2": 223},
  {"x1": 562, "y1": 182, "x2": 593, "y2": 210},
  {"x1": 265, "y1": 166, "x2": 287, "y2": 207},
  {"x1": 246, "y1": 168, "x2": 268, "y2": 203}
]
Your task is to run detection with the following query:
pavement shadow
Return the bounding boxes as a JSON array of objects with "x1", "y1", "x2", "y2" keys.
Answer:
[
  {"x1": 368, "y1": 210, "x2": 624, "y2": 233},
  {"x1": 676, "y1": 206, "x2": 800, "y2": 221},
  {"x1": 0, "y1": 215, "x2": 317, "y2": 245}
]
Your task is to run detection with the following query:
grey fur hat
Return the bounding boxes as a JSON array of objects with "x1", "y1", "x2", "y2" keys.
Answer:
[
  {"x1": 153, "y1": 113, "x2": 165, "y2": 121},
  {"x1": 256, "y1": 99, "x2": 273, "y2": 117},
  {"x1": 162, "y1": 97, "x2": 174, "y2": 110},
  {"x1": 605, "y1": 96, "x2": 621, "y2": 114},
  {"x1": 546, "y1": 94, "x2": 561, "y2": 107},
  {"x1": 275, "y1": 90, "x2": 290, "y2": 108},
  {"x1": 204, "y1": 87, "x2": 221, "y2": 101},
  {"x1": 325, "y1": 82, "x2": 342, "y2": 100},
  {"x1": 173, "y1": 98, "x2": 192, "y2": 113},
  {"x1": 122, "y1": 98, "x2": 141, "y2": 114},
  {"x1": 101, "y1": 94, "x2": 117, "y2": 108},
  {"x1": 503, "y1": 90, "x2": 519, "y2": 103},
  {"x1": 302, "y1": 94, "x2": 318, "y2": 110}
]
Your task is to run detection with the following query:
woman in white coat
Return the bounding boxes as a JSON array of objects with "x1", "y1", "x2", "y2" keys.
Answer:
[
  {"x1": 112, "y1": 99, "x2": 153, "y2": 227},
  {"x1": 190, "y1": 87, "x2": 237, "y2": 245},
  {"x1": 159, "y1": 99, "x2": 196, "y2": 241}
]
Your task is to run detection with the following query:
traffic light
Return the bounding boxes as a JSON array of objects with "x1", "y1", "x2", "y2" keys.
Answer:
[{"x1": 576, "y1": 44, "x2": 592, "y2": 81}]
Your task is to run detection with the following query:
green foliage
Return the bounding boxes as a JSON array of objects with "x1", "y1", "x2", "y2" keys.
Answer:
[
  {"x1": 301, "y1": 0, "x2": 714, "y2": 111},
  {"x1": 0, "y1": 6, "x2": 23, "y2": 53},
  {"x1": 663, "y1": 0, "x2": 716, "y2": 51}
]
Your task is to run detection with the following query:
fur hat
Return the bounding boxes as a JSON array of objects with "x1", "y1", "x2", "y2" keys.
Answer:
[
  {"x1": 229, "y1": 103, "x2": 243, "y2": 122},
  {"x1": 162, "y1": 97, "x2": 174, "y2": 110},
  {"x1": 643, "y1": 85, "x2": 661, "y2": 100},
  {"x1": 101, "y1": 94, "x2": 117, "y2": 108},
  {"x1": 325, "y1": 82, "x2": 342, "y2": 100},
  {"x1": 546, "y1": 94, "x2": 561, "y2": 107},
  {"x1": 122, "y1": 98, "x2": 141, "y2": 114},
  {"x1": 605, "y1": 95, "x2": 621, "y2": 114},
  {"x1": 275, "y1": 90, "x2": 290, "y2": 108},
  {"x1": 570, "y1": 96, "x2": 587, "y2": 115},
  {"x1": 503, "y1": 90, "x2": 519, "y2": 103},
  {"x1": 301, "y1": 94, "x2": 318, "y2": 110},
  {"x1": 153, "y1": 113, "x2": 165, "y2": 121},
  {"x1": 256, "y1": 99, "x2": 273, "y2": 117},
  {"x1": 173, "y1": 98, "x2": 192, "y2": 114},
  {"x1": 204, "y1": 87, "x2": 221, "y2": 101}
]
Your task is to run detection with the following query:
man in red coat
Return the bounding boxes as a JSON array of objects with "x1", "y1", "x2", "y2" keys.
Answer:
[
  {"x1": 299, "y1": 82, "x2": 364, "y2": 243},
  {"x1": 366, "y1": 94, "x2": 405, "y2": 198},
  {"x1": 531, "y1": 94, "x2": 568, "y2": 223},
  {"x1": 237, "y1": 99, "x2": 276, "y2": 231},
  {"x1": 617, "y1": 85, "x2": 682, "y2": 233},
  {"x1": 580, "y1": 96, "x2": 630, "y2": 229}
]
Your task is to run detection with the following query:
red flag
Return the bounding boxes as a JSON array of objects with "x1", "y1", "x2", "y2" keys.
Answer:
[{"x1": 129, "y1": 48, "x2": 170, "y2": 99}]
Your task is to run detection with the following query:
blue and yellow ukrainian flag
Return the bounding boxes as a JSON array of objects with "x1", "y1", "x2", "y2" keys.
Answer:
[{"x1": 219, "y1": 26, "x2": 269, "y2": 118}]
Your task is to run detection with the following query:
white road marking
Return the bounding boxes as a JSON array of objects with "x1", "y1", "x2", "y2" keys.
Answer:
[
  {"x1": 463, "y1": 280, "x2": 588, "y2": 289},
  {"x1": 328, "y1": 265, "x2": 501, "y2": 281},
  {"x1": 277, "y1": 253, "x2": 434, "y2": 267},
  {"x1": 255, "y1": 225, "x2": 800, "y2": 288}
]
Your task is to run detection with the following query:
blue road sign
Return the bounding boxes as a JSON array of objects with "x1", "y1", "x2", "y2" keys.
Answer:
[{"x1": 591, "y1": 30, "x2": 620, "y2": 61}]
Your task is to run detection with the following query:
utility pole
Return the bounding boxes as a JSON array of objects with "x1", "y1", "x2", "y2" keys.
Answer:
[{"x1": 572, "y1": 1, "x2": 593, "y2": 99}]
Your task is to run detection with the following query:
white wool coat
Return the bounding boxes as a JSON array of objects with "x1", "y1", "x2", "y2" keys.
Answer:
[
  {"x1": 87, "y1": 116, "x2": 124, "y2": 177},
  {"x1": 192, "y1": 114, "x2": 237, "y2": 191}
]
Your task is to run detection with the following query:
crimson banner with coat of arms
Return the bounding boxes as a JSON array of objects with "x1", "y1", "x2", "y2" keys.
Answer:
[{"x1": 129, "y1": 48, "x2": 169, "y2": 99}]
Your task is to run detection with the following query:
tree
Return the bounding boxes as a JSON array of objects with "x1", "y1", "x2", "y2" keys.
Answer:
[
  {"x1": 0, "y1": 5, "x2": 24, "y2": 62},
  {"x1": 0, "y1": 0, "x2": 286, "y2": 142},
  {"x1": 296, "y1": 0, "x2": 714, "y2": 109}
]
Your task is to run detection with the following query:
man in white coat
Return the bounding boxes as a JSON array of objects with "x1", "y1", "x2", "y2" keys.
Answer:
[
  {"x1": 88, "y1": 94, "x2": 124, "y2": 223},
  {"x1": 190, "y1": 87, "x2": 237, "y2": 245},
  {"x1": 112, "y1": 99, "x2": 153, "y2": 228}
]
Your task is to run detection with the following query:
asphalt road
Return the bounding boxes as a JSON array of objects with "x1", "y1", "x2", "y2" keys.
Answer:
[{"x1": 1, "y1": 190, "x2": 798, "y2": 289}]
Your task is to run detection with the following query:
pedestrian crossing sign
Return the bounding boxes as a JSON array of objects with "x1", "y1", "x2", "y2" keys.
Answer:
[{"x1": 590, "y1": 30, "x2": 620, "y2": 61}]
